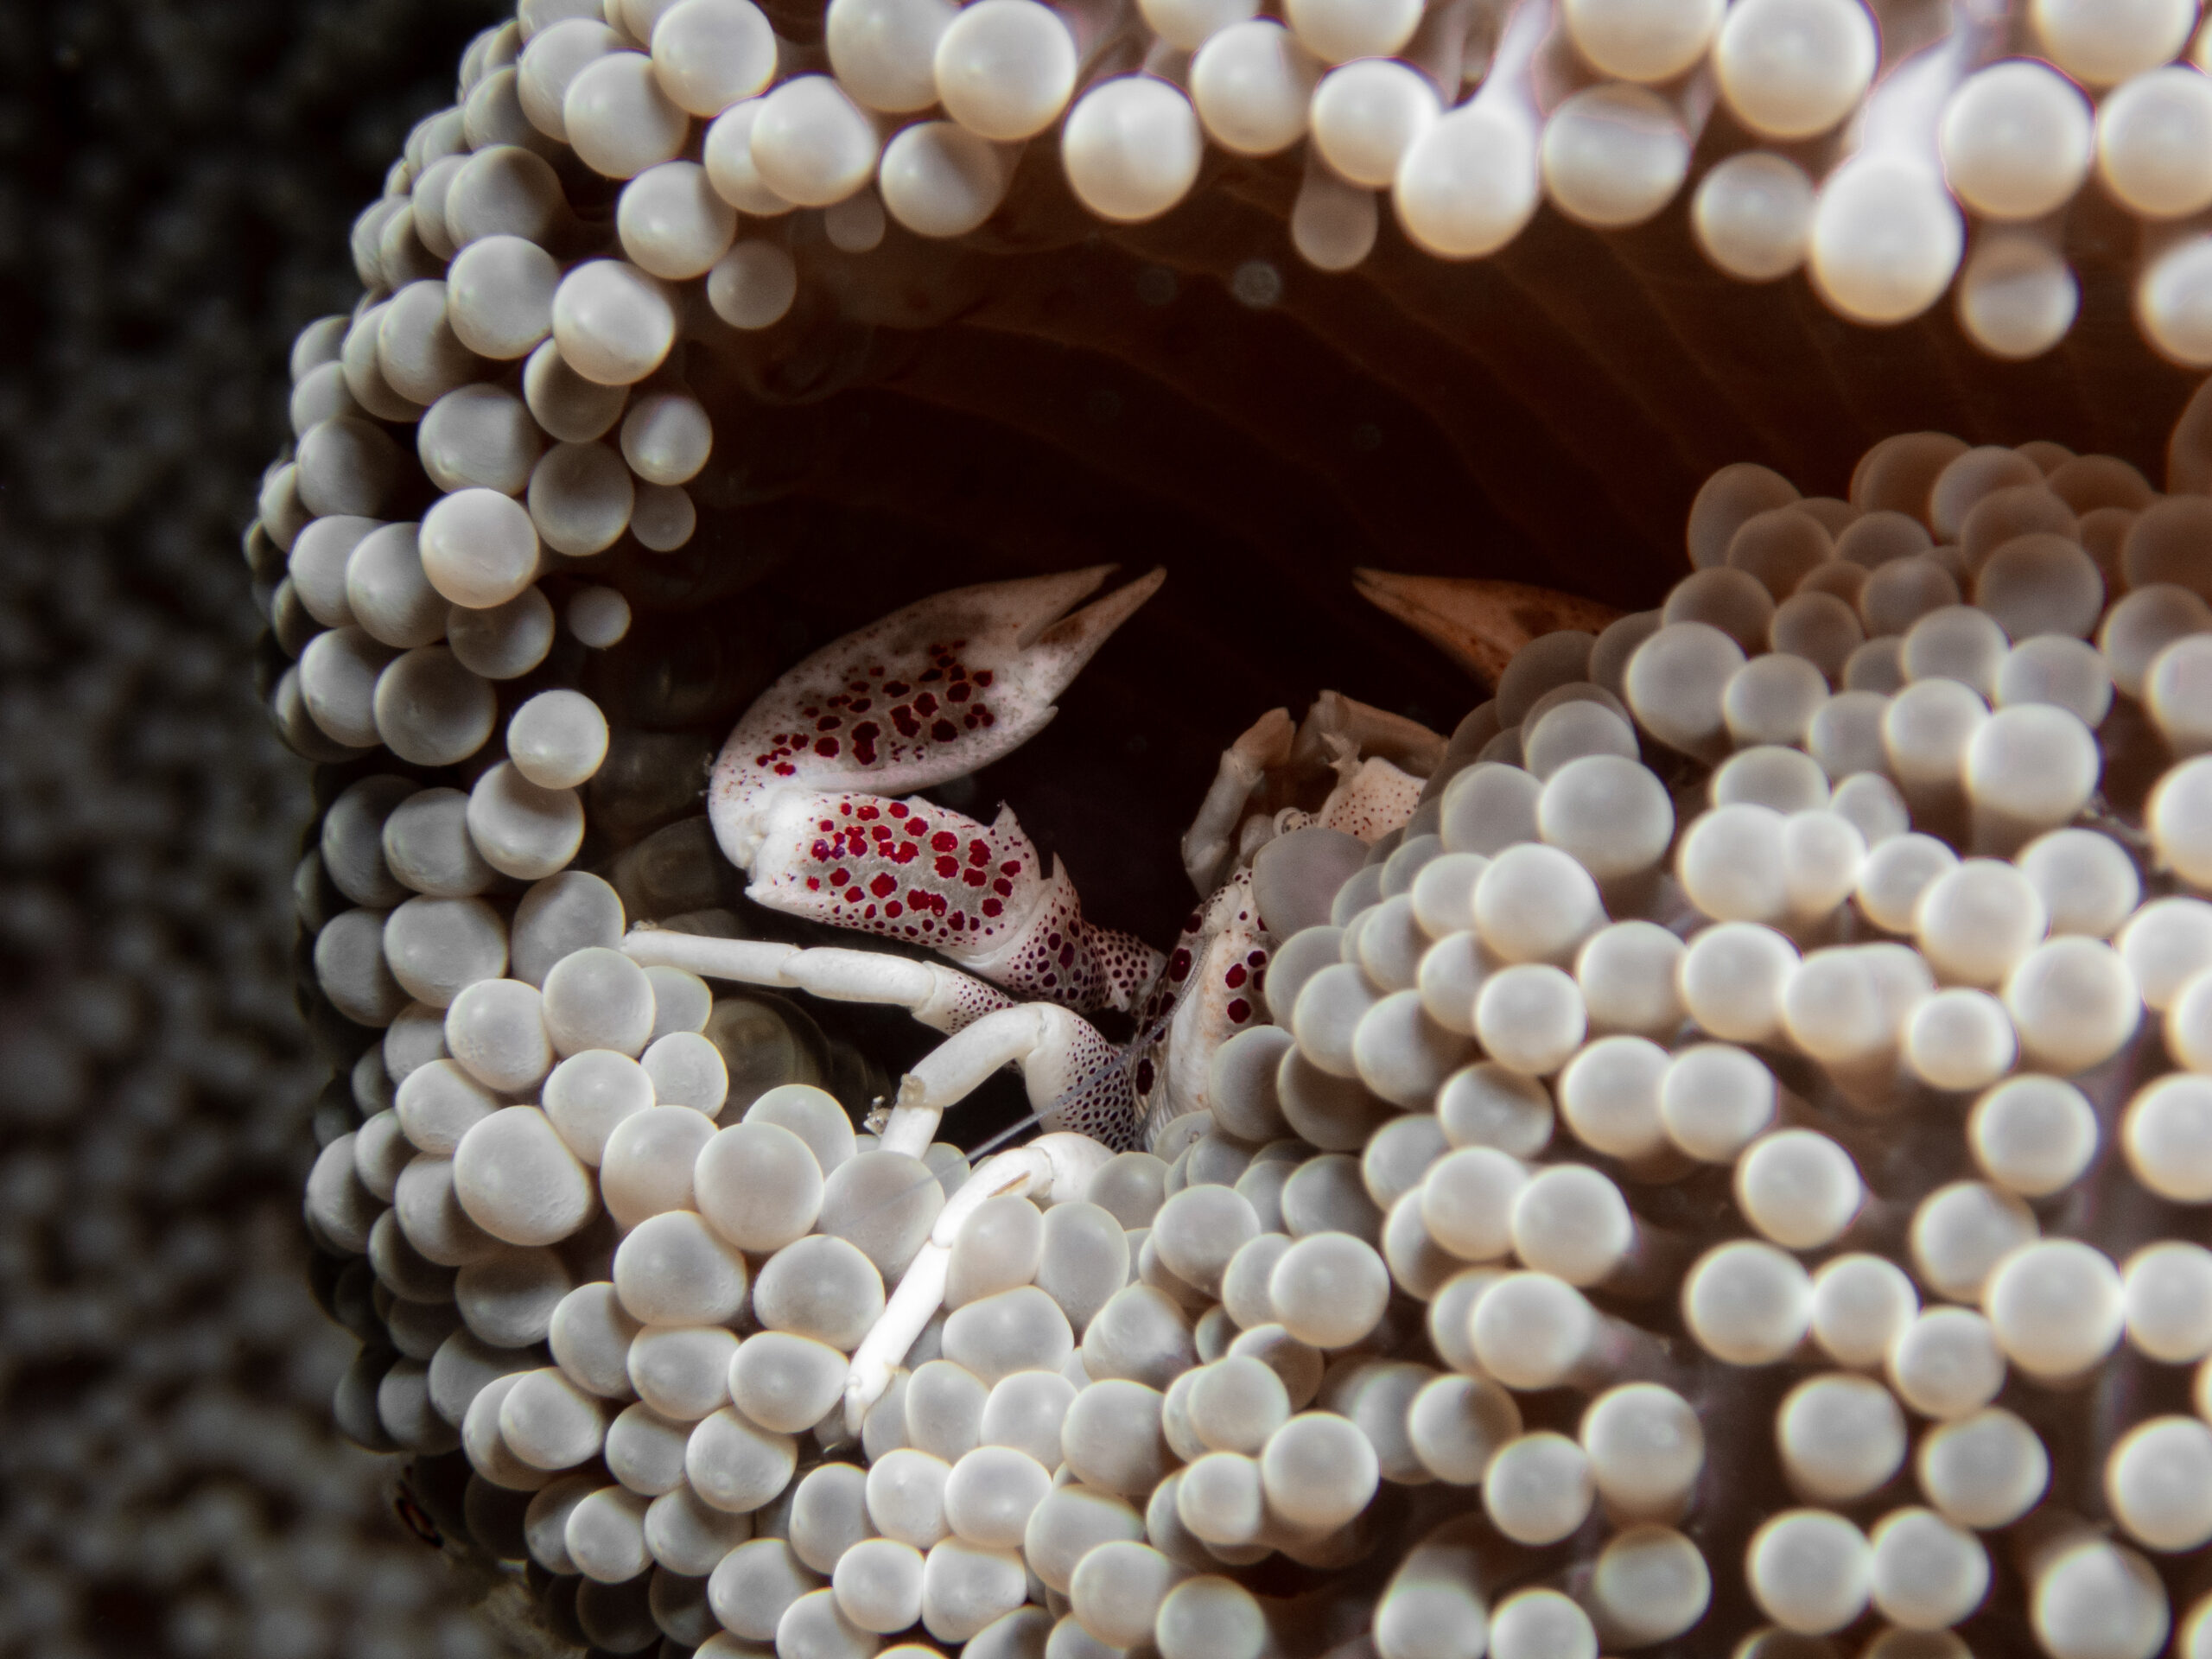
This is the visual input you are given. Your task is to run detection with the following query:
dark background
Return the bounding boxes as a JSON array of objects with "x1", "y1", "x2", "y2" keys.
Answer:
[{"x1": 0, "y1": 3, "x2": 513, "y2": 1653}]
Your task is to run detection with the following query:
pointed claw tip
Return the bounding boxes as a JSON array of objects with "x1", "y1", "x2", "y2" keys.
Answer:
[
  {"x1": 1010, "y1": 563, "x2": 1119, "y2": 649},
  {"x1": 1029, "y1": 565, "x2": 1166, "y2": 663}
]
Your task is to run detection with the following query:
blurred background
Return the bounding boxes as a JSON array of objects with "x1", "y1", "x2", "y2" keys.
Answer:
[{"x1": 0, "y1": 3, "x2": 517, "y2": 1653}]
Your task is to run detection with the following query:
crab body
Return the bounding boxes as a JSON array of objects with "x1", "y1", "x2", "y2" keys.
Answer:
[
  {"x1": 633, "y1": 565, "x2": 1444, "y2": 1421},
  {"x1": 667, "y1": 565, "x2": 1248, "y2": 1150},
  {"x1": 680, "y1": 570, "x2": 1444, "y2": 1156}
]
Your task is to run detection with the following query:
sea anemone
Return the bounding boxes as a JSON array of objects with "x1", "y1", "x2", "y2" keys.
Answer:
[{"x1": 271, "y1": 1, "x2": 2212, "y2": 1656}]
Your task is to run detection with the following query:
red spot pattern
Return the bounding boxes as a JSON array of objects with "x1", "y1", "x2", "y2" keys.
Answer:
[
  {"x1": 758, "y1": 785, "x2": 1168, "y2": 1015},
  {"x1": 743, "y1": 641, "x2": 1001, "y2": 785},
  {"x1": 759, "y1": 793, "x2": 1041, "y2": 952},
  {"x1": 982, "y1": 863, "x2": 1158, "y2": 1011}
]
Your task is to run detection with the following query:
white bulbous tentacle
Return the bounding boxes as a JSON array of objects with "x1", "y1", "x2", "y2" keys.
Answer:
[{"x1": 1848, "y1": 0, "x2": 2011, "y2": 162}]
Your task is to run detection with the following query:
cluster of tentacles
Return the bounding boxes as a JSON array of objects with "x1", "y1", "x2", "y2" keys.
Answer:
[{"x1": 255, "y1": 1, "x2": 2212, "y2": 1656}]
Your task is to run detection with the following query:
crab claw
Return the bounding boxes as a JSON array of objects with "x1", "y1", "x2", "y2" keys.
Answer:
[
  {"x1": 1352, "y1": 571, "x2": 1624, "y2": 687},
  {"x1": 710, "y1": 565, "x2": 1166, "y2": 868}
]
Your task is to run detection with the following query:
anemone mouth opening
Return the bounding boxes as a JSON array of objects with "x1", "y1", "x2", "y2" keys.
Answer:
[{"x1": 503, "y1": 175, "x2": 2203, "y2": 950}]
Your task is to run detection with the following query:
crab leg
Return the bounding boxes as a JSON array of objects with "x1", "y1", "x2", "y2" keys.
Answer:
[
  {"x1": 625, "y1": 927, "x2": 1135, "y2": 1427},
  {"x1": 618, "y1": 930, "x2": 1017, "y2": 1033},
  {"x1": 893, "y1": 1002, "x2": 1134, "y2": 1139},
  {"x1": 619, "y1": 925, "x2": 1141, "y2": 1147},
  {"x1": 846, "y1": 1127, "x2": 1116, "y2": 1431},
  {"x1": 1180, "y1": 706, "x2": 1294, "y2": 895}
]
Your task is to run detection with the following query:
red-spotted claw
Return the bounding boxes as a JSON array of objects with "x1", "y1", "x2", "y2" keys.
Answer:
[
  {"x1": 708, "y1": 566, "x2": 1167, "y2": 1012},
  {"x1": 709, "y1": 564, "x2": 1165, "y2": 862}
]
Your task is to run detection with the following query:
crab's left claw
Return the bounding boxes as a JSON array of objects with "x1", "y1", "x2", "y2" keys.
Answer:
[
  {"x1": 710, "y1": 565, "x2": 1166, "y2": 868},
  {"x1": 1352, "y1": 570, "x2": 1624, "y2": 688}
]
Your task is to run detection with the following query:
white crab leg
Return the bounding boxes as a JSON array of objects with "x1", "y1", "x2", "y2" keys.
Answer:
[
  {"x1": 1179, "y1": 706, "x2": 1294, "y2": 896},
  {"x1": 623, "y1": 939, "x2": 1135, "y2": 1429},
  {"x1": 898, "y1": 1003, "x2": 1101, "y2": 1110},
  {"x1": 845, "y1": 1129, "x2": 1113, "y2": 1429},
  {"x1": 619, "y1": 928, "x2": 1016, "y2": 1033},
  {"x1": 618, "y1": 931, "x2": 801, "y2": 984},
  {"x1": 619, "y1": 925, "x2": 1033, "y2": 1158},
  {"x1": 620, "y1": 921, "x2": 1139, "y2": 1144}
]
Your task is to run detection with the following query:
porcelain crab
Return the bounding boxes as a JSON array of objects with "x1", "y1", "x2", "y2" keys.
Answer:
[{"x1": 618, "y1": 564, "x2": 1452, "y2": 1423}]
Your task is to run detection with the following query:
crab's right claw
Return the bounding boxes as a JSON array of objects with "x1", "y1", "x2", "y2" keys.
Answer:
[
  {"x1": 709, "y1": 565, "x2": 1166, "y2": 868},
  {"x1": 1352, "y1": 571, "x2": 1624, "y2": 688},
  {"x1": 1014, "y1": 563, "x2": 1166, "y2": 697}
]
